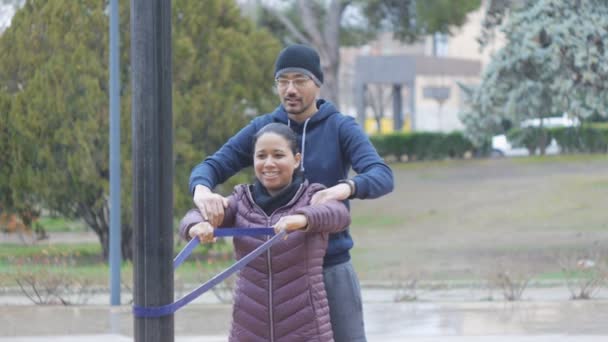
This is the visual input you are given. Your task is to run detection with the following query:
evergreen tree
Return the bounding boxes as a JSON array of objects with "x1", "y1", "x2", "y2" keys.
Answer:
[
  {"x1": 0, "y1": 0, "x2": 280, "y2": 260},
  {"x1": 460, "y1": 0, "x2": 608, "y2": 147}
]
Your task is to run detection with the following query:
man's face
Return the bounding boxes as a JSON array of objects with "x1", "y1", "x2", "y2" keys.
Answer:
[{"x1": 275, "y1": 72, "x2": 320, "y2": 119}]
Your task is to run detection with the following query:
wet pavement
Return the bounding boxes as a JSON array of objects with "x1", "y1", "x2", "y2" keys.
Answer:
[{"x1": 2, "y1": 297, "x2": 608, "y2": 341}]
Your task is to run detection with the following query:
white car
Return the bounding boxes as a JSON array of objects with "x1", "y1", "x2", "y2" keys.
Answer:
[
  {"x1": 491, "y1": 114, "x2": 579, "y2": 157},
  {"x1": 491, "y1": 134, "x2": 560, "y2": 157}
]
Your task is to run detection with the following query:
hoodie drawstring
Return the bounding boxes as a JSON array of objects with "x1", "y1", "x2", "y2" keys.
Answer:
[
  {"x1": 286, "y1": 118, "x2": 309, "y2": 173},
  {"x1": 300, "y1": 118, "x2": 310, "y2": 173}
]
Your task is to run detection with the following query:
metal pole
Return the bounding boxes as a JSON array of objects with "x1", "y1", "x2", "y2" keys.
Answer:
[
  {"x1": 109, "y1": 0, "x2": 121, "y2": 307},
  {"x1": 131, "y1": 0, "x2": 174, "y2": 341}
]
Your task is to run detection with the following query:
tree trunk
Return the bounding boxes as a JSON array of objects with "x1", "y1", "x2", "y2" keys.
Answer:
[
  {"x1": 79, "y1": 200, "x2": 133, "y2": 262},
  {"x1": 99, "y1": 228, "x2": 110, "y2": 261},
  {"x1": 266, "y1": 0, "x2": 349, "y2": 105},
  {"x1": 297, "y1": 0, "x2": 349, "y2": 105},
  {"x1": 538, "y1": 131, "x2": 548, "y2": 155},
  {"x1": 320, "y1": 65, "x2": 339, "y2": 105},
  {"x1": 538, "y1": 121, "x2": 547, "y2": 155},
  {"x1": 375, "y1": 116, "x2": 382, "y2": 134},
  {"x1": 121, "y1": 222, "x2": 133, "y2": 261}
]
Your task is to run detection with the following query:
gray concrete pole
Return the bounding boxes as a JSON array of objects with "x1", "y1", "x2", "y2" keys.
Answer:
[
  {"x1": 409, "y1": 81, "x2": 417, "y2": 131},
  {"x1": 109, "y1": 0, "x2": 121, "y2": 307},
  {"x1": 355, "y1": 83, "x2": 367, "y2": 127},
  {"x1": 393, "y1": 84, "x2": 403, "y2": 132},
  {"x1": 131, "y1": 0, "x2": 174, "y2": 341}
]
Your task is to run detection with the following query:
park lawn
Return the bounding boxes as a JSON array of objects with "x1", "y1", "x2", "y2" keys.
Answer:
[
  {"x1": 0, "y1": 242, "x2": 234, "y2": 287},
  {"x1": 350, "y1": 154, "x2": 608, "y2": 282},
  {"x1": 1, "y1": 154, "x2": 607, "y2": 287},
  {"x1": 36, "y1": 216, "x2": 87, "y2": 233},
  {"x1": 0, "y1": 243, "x2": 102, "y2": 260}
]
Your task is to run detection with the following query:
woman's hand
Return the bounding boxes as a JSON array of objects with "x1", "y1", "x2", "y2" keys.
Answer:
[
  {"x1": 273, "y1": 214, "x2": 308, "y2": 236},
  {"x1": 188, "y1": 221, "x2": 216, "y2": 243}
]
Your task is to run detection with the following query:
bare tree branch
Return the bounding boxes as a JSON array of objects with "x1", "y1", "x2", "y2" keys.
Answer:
[
  {"x1": 297, "y1": 0, "x2": 323, "y2": 46},
  {"x1": 263, "y1": 5, "x2": 311, "y2": 45},
  {"x1": 323, "y1": 0, "x2": 351, "y2": 50}
]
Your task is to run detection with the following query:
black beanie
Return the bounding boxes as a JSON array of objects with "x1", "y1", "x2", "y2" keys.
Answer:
[{"x1": 274, "y1": 44, "x2": 323, "y2": 86}]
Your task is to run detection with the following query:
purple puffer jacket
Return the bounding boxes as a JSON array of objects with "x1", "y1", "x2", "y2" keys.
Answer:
[{"x1": 179, "y1": 181, "x2": 350, "y2": 342}]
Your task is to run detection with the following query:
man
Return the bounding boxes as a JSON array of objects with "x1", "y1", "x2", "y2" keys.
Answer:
[{"x1": 189, "y1": 44, "x2": 393, "y2": 341}]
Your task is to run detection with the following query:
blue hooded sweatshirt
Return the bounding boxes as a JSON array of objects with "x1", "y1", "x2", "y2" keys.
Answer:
[{"x1": 189, "y1": 99, "x2": 394, "y2": 266}]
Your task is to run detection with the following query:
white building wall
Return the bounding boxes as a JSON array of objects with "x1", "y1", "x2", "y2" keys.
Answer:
[
  {"x1": 339, "y1": 0, "x2": 505, "y2": 133},
  {"x1": 415, "y1": 76, "x2": 479, "y2": 132}
]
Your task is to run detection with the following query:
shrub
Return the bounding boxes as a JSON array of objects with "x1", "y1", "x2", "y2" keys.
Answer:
[
  {"x1": 370, "y1": 131, "x2": 474, "y2": 162},
  {"x1": 550, "y1": 126, "x2": 608, "y2": 153}
]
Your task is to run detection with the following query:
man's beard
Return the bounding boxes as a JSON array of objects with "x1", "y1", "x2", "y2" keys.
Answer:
[{"x1": 283, "y1": 97, "x2": 309, "y2": 115}]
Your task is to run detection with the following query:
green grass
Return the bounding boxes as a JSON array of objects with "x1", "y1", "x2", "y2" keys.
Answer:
[
  {"x1": 0, "y1": 261, "x2": 236, "y2": 286},
  {"x1": 0, "y1": 241, "x2": 237, "y2": 287},
  {"x1": 351, "y1": 214, "x2": 403, "y2": 228},
  {"x1": 3, "y1": 155, "x2": 608, "y2": 286},
  {"x1": 388, "y1": 158, "x2": 475, "y2": 170},
  {"x1": 0, "y1": 243, "x2": 102, "y2": 261},
  {"x1": 512, "y1": 153, "x2": 608, "y2": 164},
  {"x1": 37, "y1": 216, "x2": 87, "y2": 232}
]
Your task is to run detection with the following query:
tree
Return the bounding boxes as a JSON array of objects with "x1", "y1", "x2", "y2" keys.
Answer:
[
  {"x1": 1, "y1": 0, "x2": 132, "y2": 258},
  {"x1": 460, "y1": 0, "x2": 608, "y2": 149},
  {"x1": 172, "y1": 0, "x2": 280, "y2": 211},
  {"x1": 365, "y1": 84, "x2": 392, "y2": 134},
  {"x1": 0, "y1": 0, "x2": 280, "y2": 260},
  {"x1": 0, "y1": 0, "x2": 23, "y2": 33},
  {"x1": 0, "y1": 92, "x2": 12, "y2": 210},
  {"x1": 255, "y1": 0, "x2": 481, "y2": 105}
]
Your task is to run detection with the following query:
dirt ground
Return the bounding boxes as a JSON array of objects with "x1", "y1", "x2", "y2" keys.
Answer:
[{"x1": 349, "y1": 155, "x2": 608, "y2": 282}]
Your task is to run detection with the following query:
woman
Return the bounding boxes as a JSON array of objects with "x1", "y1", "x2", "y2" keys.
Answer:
[{"x1": 180, "y1": 123, "x2": 350, "y2": 342}]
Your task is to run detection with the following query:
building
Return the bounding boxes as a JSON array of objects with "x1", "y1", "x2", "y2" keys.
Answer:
[{"x1": 339, "y1": 3, "x2": 504, "y2": 134}]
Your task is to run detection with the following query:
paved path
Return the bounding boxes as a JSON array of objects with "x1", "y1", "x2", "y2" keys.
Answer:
[
  {"x1": 2, "y1": 300, "x2": 608, "y2": 341},
  {"x1": 0, "y1": 336, "x2": 607, "y2": 342}
]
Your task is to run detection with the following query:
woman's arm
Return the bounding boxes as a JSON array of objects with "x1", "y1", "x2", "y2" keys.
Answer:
[
  {"x1": 179, "y1": 208, "x2": 205, "y2": 241},
  {"x1": 294, "y1": 200, "x2": 351, "y2": 234}
]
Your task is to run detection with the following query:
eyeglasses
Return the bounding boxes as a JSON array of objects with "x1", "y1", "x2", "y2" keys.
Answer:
[{"x1": 275, "y1": 77, "x2": 311, "y2": 90}]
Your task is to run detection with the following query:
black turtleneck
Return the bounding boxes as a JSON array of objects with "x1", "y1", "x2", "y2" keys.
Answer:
[{"x1": 251, "y1": 174, "x2": 305, "y2": 216}]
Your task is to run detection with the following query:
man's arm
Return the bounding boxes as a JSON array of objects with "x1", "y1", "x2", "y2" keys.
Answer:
[
  {"x1": 339, "y1": 116, "x2": 394, "y2": 199},
  {"x1": 310, "y1": 117, "x2": 393, "y2": 205},
  {"x1": 188, "y1": 117, "x2": 264, "y2": 194},
  {"x1": 188, "y1": 117, "x2": 264, "y2": 225}
]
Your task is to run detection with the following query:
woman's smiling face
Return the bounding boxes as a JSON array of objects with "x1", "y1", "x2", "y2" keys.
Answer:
[{"x1": 253, "y1": 132, "x2": 301, "y2": 196}]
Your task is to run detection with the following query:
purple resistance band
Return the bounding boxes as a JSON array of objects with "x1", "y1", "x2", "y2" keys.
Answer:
[{"x1": 132, "y1": 227, "x2": 281, "y2": 318}]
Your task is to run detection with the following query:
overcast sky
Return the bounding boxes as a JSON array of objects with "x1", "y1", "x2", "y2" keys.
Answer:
[{"x1": 0, "y1": 4, "x2": 16, "y2": 33}]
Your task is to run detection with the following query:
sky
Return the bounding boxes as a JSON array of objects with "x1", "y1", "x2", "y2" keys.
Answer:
[{"x1": 0, "y1": 3, "x2": 16, "y2": 33}]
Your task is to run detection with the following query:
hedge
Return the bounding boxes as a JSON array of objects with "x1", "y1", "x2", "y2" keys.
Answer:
[
  {"x1": 505, "y1": 124, "x2": 608, "y2": 154},
  {"x1": 370, "y1": 132, "x2": 474, "y2": 162},
  {"x1": 549, "y1": 126, "x2": 608, "y2": 153}
]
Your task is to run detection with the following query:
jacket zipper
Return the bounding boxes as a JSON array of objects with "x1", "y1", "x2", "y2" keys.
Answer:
[
  {"x1": 266, "y1": 215, "x2": 274, "y2": 342},
  {"x1": 244, "y1": 184, "x2": 307, "y2": 342}
]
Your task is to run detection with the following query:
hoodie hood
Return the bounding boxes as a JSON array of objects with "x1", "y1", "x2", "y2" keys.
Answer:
[
  {"x1": 270, "y1": 99, "x2": 340, "y2": 173},
  {"x1": 270, "y1": 99, "x2": 340, "y2": 127}
]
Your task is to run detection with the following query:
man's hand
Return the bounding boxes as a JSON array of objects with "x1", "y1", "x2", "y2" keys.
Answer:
[
  {"x1": 273, "y1": 214, "x2": 308, "y2": 236},
  {"x1": 188, "y1": 221, "x2": 216, "y2": 243},
  {"x1": 193, "y1": 185, "x2": 229, "y2": 227},
  {"x1": 310, "y1": 183, "x2": 351, "y2": 205}
]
